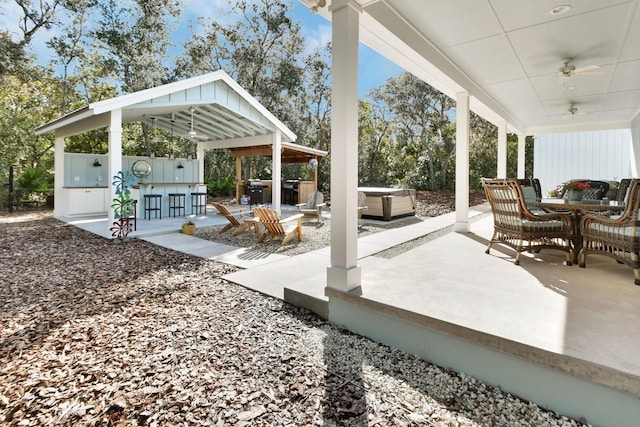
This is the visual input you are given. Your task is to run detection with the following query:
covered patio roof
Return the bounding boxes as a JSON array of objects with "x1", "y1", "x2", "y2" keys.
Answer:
[
  {"x1": 308, "y1": 0, "x2": 640, "y2": 135},
  {"x1": 36, "y1": 70, "x2": 297, "y2": 143},
  {"x1": 305, "y1": 1, "x2": 640, "y2": 423}
]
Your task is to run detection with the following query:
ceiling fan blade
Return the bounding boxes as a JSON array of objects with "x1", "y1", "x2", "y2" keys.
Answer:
[{"x1": 573, "y1": 65, "x2": 600, "y2": 74}]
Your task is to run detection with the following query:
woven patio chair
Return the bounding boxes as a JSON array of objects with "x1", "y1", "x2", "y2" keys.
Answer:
[
  {"x1": 517, "y1": 178, "x2": 542, "y2": 201},
  {"x1": 579, "y1": 179, "x2": 640, "y2": 285},
  {"x1": 560, "y1": 179, "x2": 610, "y2": 200},
  {"x1": 482, "y1": 178, "x2": 574, "y2": 266},
  {"x1": 253, "y1": 207, "x2": 304, "y2": 245},
  {"x1": 617, "y1": 178, "x2": 632, "y2": 202}
]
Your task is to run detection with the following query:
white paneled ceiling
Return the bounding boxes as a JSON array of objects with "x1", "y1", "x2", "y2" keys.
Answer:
[{"x1": 317, "y1": 0, "x2": 640, "y2": 134}]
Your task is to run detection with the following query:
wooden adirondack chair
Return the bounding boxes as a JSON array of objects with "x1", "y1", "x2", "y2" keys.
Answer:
[
  {"x1": 357, "y1": 191, "x2": 368, "y2": 218},
  {"x1": 212, "y1": 202, "x2": 255, "y2": 236},
  {"x1": 253, "y1": 207, "x2": 304, "y2": 245},
  {"x1": 295, "y1": 191, "x2": 326, "y2": 221}
]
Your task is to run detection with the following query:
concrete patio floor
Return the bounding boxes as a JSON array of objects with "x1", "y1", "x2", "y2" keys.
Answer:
[{"x1": 61, "y1": 204, "x2": 640, "y2": 424}]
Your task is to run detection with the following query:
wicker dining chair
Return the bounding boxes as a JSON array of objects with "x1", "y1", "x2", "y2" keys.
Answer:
[
  {"x1": 517, "y1": 178, "x2": 542, "y2": 201},
  {"x1": 482, "y1": 178, "x2": 574, "y2": 266},
  {"x1": 560, "y1": 179, "x2": 610, "y2": 200},
  {"x1": 617, "y1": 178, "x2": 632, "y2": 202},
  {"x1": 580, "y1": 178, "x2": 640, "y2": 285}
]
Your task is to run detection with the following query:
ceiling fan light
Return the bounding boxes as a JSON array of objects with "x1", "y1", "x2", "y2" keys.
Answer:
[{"x1": 550, "y1": 5, "x2": 571, "y2": 15}]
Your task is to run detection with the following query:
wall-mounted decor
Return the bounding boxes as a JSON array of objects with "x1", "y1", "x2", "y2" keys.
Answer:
[{"x1": 131, "y1": 159, "x2": 152, "y2": 179}]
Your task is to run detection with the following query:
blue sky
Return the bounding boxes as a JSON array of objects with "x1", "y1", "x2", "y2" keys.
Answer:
[
  {"x1": 0, "y1": 0, "x2": 403, "y2": 97},
  {"x1": 289, "y1": 1, "x2": 403, "y2": 97}
]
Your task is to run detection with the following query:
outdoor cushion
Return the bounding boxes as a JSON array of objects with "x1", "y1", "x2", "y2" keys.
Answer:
[
  {"x1": 522, "y1": 219, "x2": 565, "y2": 231},
  {"x1": 585, "y1": 222, "x2": 640, "y2": 238}
]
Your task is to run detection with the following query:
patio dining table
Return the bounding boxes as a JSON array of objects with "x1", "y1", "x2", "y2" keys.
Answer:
[{"x1": 528, "y1": 198, "x2": 626, "y2": 264}]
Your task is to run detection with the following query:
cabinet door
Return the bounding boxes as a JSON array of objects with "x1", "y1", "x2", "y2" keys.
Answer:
[
  {"x1": 68, "y1": 189, "x2": 107, "y2": 215},
  {"x1": 86, "y1": 189, "x2": 106, "y2": 213}
]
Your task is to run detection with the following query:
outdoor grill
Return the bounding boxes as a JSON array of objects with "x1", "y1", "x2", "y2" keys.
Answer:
[
  {"x1": 282, "y1": 179, "x2": 300, "y2": 204},
  {"x1": 244, "y1": 180, "x2": 271, "y2": 205}
]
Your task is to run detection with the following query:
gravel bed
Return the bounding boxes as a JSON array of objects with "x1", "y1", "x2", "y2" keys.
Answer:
[
  {"x1": 195, "y1": 215, "x2": 426, "y2": 256},
  {"x1": 0, "y1": 212, "x2": 587, "y2": 426}
]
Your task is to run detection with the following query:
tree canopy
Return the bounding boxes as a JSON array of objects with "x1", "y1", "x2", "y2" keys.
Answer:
[{"x1": 0, "y1": 0, "x2": 526, "y2": 206}]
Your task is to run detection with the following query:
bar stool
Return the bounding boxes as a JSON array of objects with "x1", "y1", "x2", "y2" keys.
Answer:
[
  {"x1": 168, "y1": 193, "x2": 186, "y2": 217},
  {"x1": 191, "y1": 192, "x2": 207, "y2": 215},
  {"x1": 144, "y1": 194, "x2": 162, "y2": 220}
]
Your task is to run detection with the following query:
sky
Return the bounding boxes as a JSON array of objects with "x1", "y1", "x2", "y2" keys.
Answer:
[
  {"x1": 0, "y1": 0, "x2": 403, "y2": 97},
  {"x1": 289, "y1": 1, "x2": 404, "y2": 97}
]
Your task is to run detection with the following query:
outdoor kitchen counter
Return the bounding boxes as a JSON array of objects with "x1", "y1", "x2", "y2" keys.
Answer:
[{"x1": 235, "y1": 180, "x2": 315, "y2": 205}]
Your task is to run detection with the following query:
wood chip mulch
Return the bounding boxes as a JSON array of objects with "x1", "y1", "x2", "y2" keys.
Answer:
[{"x1": 0, "y1": 212, "x2": 584, "y2": 427}]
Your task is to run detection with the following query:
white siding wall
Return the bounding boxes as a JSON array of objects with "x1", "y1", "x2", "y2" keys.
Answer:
[{"x1": 533, "y1": 129, "x2": 633, "y2": 195}]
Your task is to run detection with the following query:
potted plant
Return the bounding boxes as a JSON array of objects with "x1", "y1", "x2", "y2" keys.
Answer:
[
  {"x1": 548, "y1": 185, "x2": 563, "y2": 198},
  {"x1": 562, "y1": 180, "x2": 591, "y2": 201},
  {"x1": 182, "y1": 220, "x2": 196, "y2": 235}
]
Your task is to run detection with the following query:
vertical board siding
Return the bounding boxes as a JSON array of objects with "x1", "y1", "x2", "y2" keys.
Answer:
[{"x1": 533, "y1": 129, "x2": 632, "y2": 195}]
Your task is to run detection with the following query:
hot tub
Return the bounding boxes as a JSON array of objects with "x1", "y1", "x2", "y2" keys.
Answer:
[{"x1": 358, "y1": 187, "x2": 416, "y2": 221}]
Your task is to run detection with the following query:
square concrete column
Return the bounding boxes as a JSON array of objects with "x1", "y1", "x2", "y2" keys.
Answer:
[
  {"x1": 454, "y1": 91, "x2": 470, "y2": 233},
  {"x1": 107, "y1": 109, "x2": 123, "y2": 231},
  {"x1": 327, "y1": 0, "x2": 362, "y2": 292},
  {"x1": 517, "y1": 134, "x2": 526, "y2": 179},
  {"x1": 197, "y1": 141, "x2": 205, "y2": 184},
  {"x1": 53, "y1": 136, "x2": 65, "y2": 217},
  {"x1": 271, "y1": 129, "x2": 282, "y2": 214},
  {"x1": 497, "y1": 120, "x2": 507, "y2": 178}
]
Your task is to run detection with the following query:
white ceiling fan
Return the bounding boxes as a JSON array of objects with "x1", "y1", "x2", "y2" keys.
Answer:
[
  {"x1": 556, "y1": 58, "x2": 603, "y2": 90},
  {"x1": 557, "y1": 58, "x2": 602, "y2": 78},
  {"x1": 188, "y1": 107, "x2": 208, "y2": 139},
  {"x1": 565, "y1": 103, "x2": 590, "y2": 117}
]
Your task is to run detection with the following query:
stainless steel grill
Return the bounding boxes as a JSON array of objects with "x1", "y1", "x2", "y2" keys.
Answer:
[
  {"x1": 244, "y1": 181, "x2": 270, "y2": 205},
  {"x1": 282, "y1": 179, "x2": 299, "y2": 204}
]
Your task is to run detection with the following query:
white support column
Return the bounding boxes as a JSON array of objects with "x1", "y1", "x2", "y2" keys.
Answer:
[
  {"x1": 53, "y1": 136, "x2": 66, "y2": 217},
  {"x1": 497, "y1": 121, "x2": 507, "y2": 178},
  {"x1": 327, "y1": 0, "x2": 361, "y2": 292},
  {"x1": 517, "y1": 134, "x2": 526, "y2": 179},
  {"x1": 271, "y1": 129, "x2": 282, "y2": 214},
  {"x1": 107, "y1": 109, "x2": 123, "y2": 232},
  {"x1": 197, "y1": 141, "x2": 205, "y2": 185},
  {"x1": 454, "y1": 91, "x2": 470, "y2": 233},
  {"x1": 631, "y1": 113, "x2": 640, "y2": 177}
]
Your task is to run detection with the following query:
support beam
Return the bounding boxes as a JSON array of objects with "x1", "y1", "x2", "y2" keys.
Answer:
[
  {"x1": 497, "y1": 121, "x2": 507, "y2": 178},
  {"x1": 327, "y1": 0, "x2": 361, "y2": 292},
  {"x1": 197, "y1": 142, "x2": 205, "y2": 185},
  {"x1": 517, "y1": 134, "x2": 526, "y2": 179},
  {"x1": 454, "y1": 91, "x2": 470, "y2": 233},
  {"x1": 271, "y1": 129, "x2": 282, "y2": 214},
  {"x1": 107, "y1": 109, "x2": 123, "y2": 234},
  {"x1": 53, "y1": 136, "x2": 66, "y2": 217},
  {"x1": 631, "y1": 112, "x2": 640, "y2": 177},
  {"x1": 235, "y1": 155, "x2": 242, "y2": 204}
]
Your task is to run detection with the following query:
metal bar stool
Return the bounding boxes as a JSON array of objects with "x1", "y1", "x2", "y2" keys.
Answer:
[
  {"x1": 191, "y1": 192, "x2": 207, "y2": 215},
  {"x1": 144, "y1": 194, "x2": 162, "y2": 220},
  {"x1": 168, "y1": 193, "x2": 186, "y2": 217}
]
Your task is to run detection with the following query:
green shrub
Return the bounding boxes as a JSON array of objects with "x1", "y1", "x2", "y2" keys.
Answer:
[{"x1": 207, "y1": 177, "x2": 236, "y2": 196}]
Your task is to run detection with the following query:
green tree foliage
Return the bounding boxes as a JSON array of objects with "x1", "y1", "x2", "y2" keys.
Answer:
[
  {"x1": 468, "y1": 112, "x2": 534, "y2": 189},
  {"x1": 178, "y1": 0, "x2": 329, "y2": 186},
  {"x1": 367, "y1": 72, "x2": 456, "y2": 190},
  {"x1": 0, "y1": 72, "x2": 62, "y2": 179},
  {"x1": 0, "y1": 0, "x2": 531, "y2": 202},
  {"x1": 358, "y1": 100, "x2": 393, "y2": 186}
]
